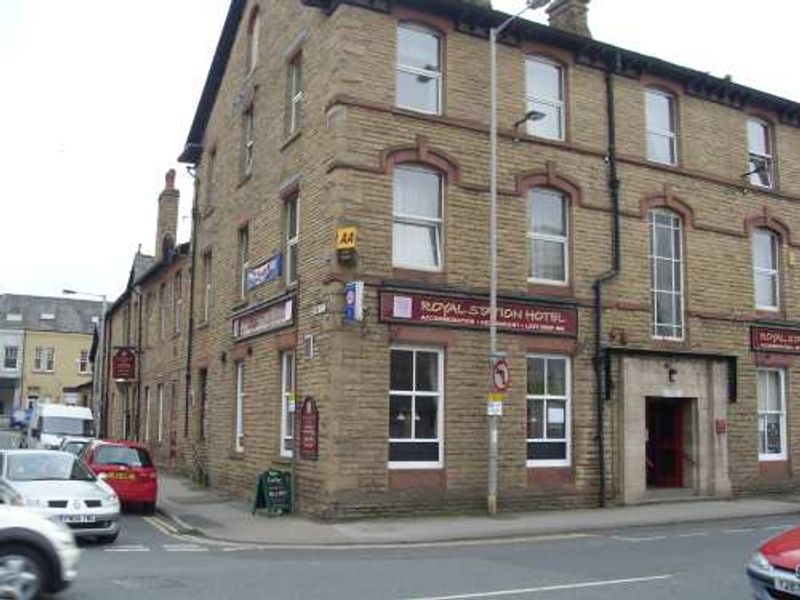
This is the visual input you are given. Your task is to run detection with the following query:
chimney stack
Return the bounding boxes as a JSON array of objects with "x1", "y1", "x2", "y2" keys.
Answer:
[
  {"x1": 155, "y1": 169, "x2": 180, "y2": 262},
  {"x1": 547, "y1": 0, "x2": 592, "y2": 38}
]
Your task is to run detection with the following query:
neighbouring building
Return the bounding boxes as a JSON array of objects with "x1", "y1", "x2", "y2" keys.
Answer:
[
  {"x1": 0, "y1": 294, "x2": 101, "y2": 412},
  {"x1": 107, "y1": 0, "x2": 800, "y2": 517}
]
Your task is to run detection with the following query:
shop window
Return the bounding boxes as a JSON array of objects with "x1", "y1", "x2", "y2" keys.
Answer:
[
  {"x1": 280, "y1": 351, "x2": 295, "y2": 457},
  {"x1": 646, "y1": 88, "x2": 677, "y2": 165},
  {"x1": 392, "y1": 165, "x2": 443, "y2": 270},
  {"x1": 650, "y1": 209, "x2": 684, "y2": 340},
  {"x1": 396, "y1": 23, "x2": 442, "y2": 115},
  {"x1": 389, "y1": 347, "x2": 443, "y2": 468},
  {"x1": 234, "y1": 361, "x2": 245, "y2": 453},
  {"x1": 752, "y1": 228, "x2": 779, "y2": 311},
  {"x1": 525, "y1": 56, "x2": 564, "y2": 140},
  {"x1": 526, "y1": 355, "x2": 570, "y2": 466},
  {"x1": 528, "y1": 187, "x2": 568, "y2": 284},
  {"x1": 758, "y1": 369, "x2": 786, "y2": 461},
  {"x1": 747, "y1": 118, "x2": 774, "y2": 188}
]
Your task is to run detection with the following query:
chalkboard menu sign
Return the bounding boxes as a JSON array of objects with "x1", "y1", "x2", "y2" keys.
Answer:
[{"x1": 252, "y1": 469, "x2": 292, "y2": 515}]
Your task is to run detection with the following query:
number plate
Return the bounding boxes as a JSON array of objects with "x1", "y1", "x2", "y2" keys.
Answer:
[
  {"x1": 776, "y1": 578, "x2": 800, "y2": 596},
  {"x1": 107, "y1": 472, "x2": 135, "y2": 480},
  {"x1": 61, "y1": 514, "x2": 96, "y2": 524}
]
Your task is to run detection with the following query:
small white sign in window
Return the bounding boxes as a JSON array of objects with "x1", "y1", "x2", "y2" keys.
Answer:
[{"x1": 393, "y1": 296, "x2": 412, "y2": 319}]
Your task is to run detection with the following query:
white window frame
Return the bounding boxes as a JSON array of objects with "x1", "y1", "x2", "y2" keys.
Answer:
[
  {"x1": 44, "y1": 348, "x2": 55, "y2": 373},
  {"x1": 159, "y1": 284, "x2": 167, "y2": 340},
  {"x1": 650, "y1": 209, "x2": 684, "y2": 341},
  {"x1": 757, "y1": 368, "x2": 787, "y2": 461},
  {"x1": 527, "y1": 187, "x2": 569, "y2": 285},
  {"x1": 238, "y1": 226, "x2": 249, "y2": 299},
  {"x1": 396, "y1": 23, "x2": 442, "y2": 115},
  {"x1": 202, "y1": 252, "x2": 212, "y2": 323},
  {"x1": 33, "y1": 347, "x2": 43, "y2": 372},
  {"x1": 525, "y1": 56, "x2": 565, "y2": 141},
  {"x1": 78, "y1": 350, "x2": 90, "y2": 375},
  {"x1": 748, "y1": 118, "x2": 774, "y2": 189},
  {"x1": 173, "y1": 272, "x2": 182, "y2": 334},
  {"x1": 388, "y1": 345, "x2": 444, "y2": 470},
  {"x1": 144, "y1": 386, "x2": 151, "y2": 442},
  {"x1": 235, "y1": 361, "x2": 245, "y2": 453},
  {"x1": 280, "y1": 351, "x2": 296, "y2": 458},
  {"x1": 526, "y1": 355, "x2": 571, "y2": 467},
  {"x1": 157, "y1": 384, "x2": 163, "y2": 443},
  {"x1": 3, "y1": 346, "x2": 18, "y2": 371},
  {"x1": 286, "y1": 195, "x2": 299, "y2": 286},
  {"x1": 753, "y1": 228, "x2": 780, "y2": 311},
  {"x1": 392, "y1": 165, "x2": 444, "y2": 271},
  {"x1": 243, "y1": 108, "x2": 255, "y2": 178},
  {"x1": 287, "y1": 55, "x2": 303, "y2": 134},
  {"x1": 247, "y1": 8, "x2": 260, "y2": 75},
  {"x1": 646, "y1": 88, "x2": 678, "y2": 165}
]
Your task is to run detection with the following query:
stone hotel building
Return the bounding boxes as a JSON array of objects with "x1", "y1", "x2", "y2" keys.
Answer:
[{"x1": 105, "y1": 0, "x2": 800, "y2": 517}]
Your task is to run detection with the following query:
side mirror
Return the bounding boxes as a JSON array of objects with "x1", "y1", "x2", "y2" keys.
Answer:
[{"x1": 32, "y1": 429, "x2": 41, "y2": 439}]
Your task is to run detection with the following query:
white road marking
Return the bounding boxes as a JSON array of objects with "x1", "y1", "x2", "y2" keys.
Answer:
[
  {"x1": 764, "y1": 525, "x2": 793, "y2": 531},
  {"x1": 402, "y1": 574, "x2": 673, "y2": 600},
  {"x1": 105, "y1": 545, "x2": 149, "y2": 552},
  {"x1": 723, "y1": 528, "x2": 754, "y2": 534},
  {"x1": 609, "y1": 535, "x2": 668, "y2": 542},
  {"x1": 675, "y1": 532, "x2": 709, "y2": 538},
  {"x1": 163, "y1": 543, "x2": 208, "y2": 552}
]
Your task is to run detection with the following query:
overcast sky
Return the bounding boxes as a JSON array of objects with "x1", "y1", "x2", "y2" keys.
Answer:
[{"x1": 1, "y1": 0, "x2": 796, "y2": 302}]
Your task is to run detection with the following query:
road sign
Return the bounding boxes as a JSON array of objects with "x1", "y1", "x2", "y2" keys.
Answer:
[
  {"x1": 492, "y1": 358, "x2": 510, "y2": 392},
  {"x1": 487, "y1": 401, "x2": 503, "y2": 416}
]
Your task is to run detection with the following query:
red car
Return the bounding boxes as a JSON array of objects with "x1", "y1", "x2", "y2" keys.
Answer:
[
  {"x1": 748, "y1": 524, "x2": 800, "y2": 598},
  {"x1": 82, "y1": 440, "x2": 158, "y2": 514}
]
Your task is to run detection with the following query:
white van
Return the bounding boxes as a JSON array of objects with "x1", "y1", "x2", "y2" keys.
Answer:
[{"x1": 23, "y1": 404, "x2": 96, "y2": 450}]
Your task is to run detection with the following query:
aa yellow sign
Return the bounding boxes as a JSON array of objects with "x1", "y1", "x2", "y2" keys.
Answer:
[{"x1": 336, "y1": 226, "x2": 357, "y2": 250}]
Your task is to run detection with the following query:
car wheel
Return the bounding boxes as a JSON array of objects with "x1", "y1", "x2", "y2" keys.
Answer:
[
  {"x1": 97, "y1": 532, "x2": 119, "y2": 544},
  {"x1": 143, "y1": 502, "x2": 156, "y2": 515},
  {"x1": 0, "y1": 544, "x2": 49, "y2": 600}
]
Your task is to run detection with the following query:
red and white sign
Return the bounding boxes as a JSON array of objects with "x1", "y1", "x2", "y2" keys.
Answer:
[
  {"x1": 751, "y1": 326, "x2": 800, "y2": 353},
  {"x1": 299, "y1": 397, "x2": 319, "y2": 461},
  {"x1": 232, "y1": 298, "x2": 294, "y2": 340},
  {"x1": 111, "y1": 348, "x2": 136, "y2": 381},
  {"x1": 379, "y1": 291, "x2": 577, "y2": 336},
  {"x1": 492, "y1": 359, "x2": 510, "y2": 392}
]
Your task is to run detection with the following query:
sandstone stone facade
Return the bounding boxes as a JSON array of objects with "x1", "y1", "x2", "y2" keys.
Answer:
[{"x1": 106, "y1": 0, "x2": 800, "y2": 517}]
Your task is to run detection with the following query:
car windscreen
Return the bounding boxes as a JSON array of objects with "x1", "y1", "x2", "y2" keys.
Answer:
[
  {"x1": 6, "y1": 453, "x2": 96, "y2": 482},
  {"x1": 41, "y1": 416, "x2": 95, "y2": 437},
  {"x1": 94, "y1": 445, "x2": 153, "y2": 468},
  {"x1": 63, "y1": 442, "x2": 88, "y2": 456}
]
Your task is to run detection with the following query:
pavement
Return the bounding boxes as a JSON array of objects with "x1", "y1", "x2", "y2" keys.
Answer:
[{"x1": 156, "y1": 472, "x2": 800, "y2": 547}]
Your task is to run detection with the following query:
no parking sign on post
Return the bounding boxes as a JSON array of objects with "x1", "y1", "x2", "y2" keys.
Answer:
[{"x1": 487, "y1": 358, "x2": 510, "y2": 416}]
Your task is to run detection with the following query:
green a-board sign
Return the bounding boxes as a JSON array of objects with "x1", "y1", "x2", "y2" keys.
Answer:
[{"x1": 252, "y1": 469, "x2": 292, "y2": 516}]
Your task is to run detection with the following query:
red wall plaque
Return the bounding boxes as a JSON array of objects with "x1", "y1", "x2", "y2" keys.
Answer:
[
  {"x1": 112, "y1": 348, "x2": 136, "y2": 381},
  {"x1": 299, "y1": 396, "x2": 319, "y2": 460},
  {"x1": 751, "y1": 326, "x2": 800, "y2": 353},
  {"x1": 379, "y1": 291, "x2": 577, "y2": 336}
]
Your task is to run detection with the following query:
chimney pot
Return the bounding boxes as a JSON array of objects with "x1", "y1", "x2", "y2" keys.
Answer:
[
  {"x1": 547, "y1": 0, "x2": 592, "y2": 38},
  {"x1": 165, "y1": 168, "x2": 176, "y2": 190}
]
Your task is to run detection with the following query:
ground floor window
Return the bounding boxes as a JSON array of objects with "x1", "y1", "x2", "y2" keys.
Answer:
[
  {"x1": 526, "y1": 355, "x2": 571, "y2": 466},
  {"x1": 144, "y1": 386, "x2": 150, "y2": 441},
  {"x1": 198, "y1": 369, "x2": 207, "y2": 440},
  {"x1": 281, "y1": 351, "x2": 295, "y2": 458},
  {"x1": 389, "y1": 346, "x2": 443, "y2": 468},
  {"x1": 758, "y1": 368, "x2": 786, "y2": 461},
  {"x1": 157, "y1": 384, "x2": 163, "y2": 443},
  {"x1": 235, "y1": 361, "x2": 245, "y2": 453}
]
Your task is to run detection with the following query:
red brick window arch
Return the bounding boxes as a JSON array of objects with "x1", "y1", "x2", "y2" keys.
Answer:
[{"x1": 246, "y1": 6, "x2": 261, "y2": 75}]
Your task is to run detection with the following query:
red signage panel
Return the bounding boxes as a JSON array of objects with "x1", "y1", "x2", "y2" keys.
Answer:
[
  {"x1": 232, "y1": 297, "x2": 294, "y2": 341},
  {"x1": 299, "y1": 397, "x2": 319, "y2": 461},
  {"x1": 751, "y1": 326, "x2": 800, "y2": 353},
  {"x1": 379, "y1": 291, "x2": 577, "y2": 336},
  {"x1": 112, "y1": 347, "x2": 136, "y2": 381}
]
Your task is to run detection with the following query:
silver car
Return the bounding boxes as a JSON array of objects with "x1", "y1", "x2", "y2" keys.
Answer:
[{"x1": 0, "y1": 451, "x2": 120, "y2": 543}]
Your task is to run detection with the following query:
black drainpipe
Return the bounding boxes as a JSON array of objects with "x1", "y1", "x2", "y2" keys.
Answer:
[
  {"x1": 593, "y1": 51, "x2": 622, "y2": 508},
  {"x1": 184, "y1": 170, "x2": 199, "y2": 442}
]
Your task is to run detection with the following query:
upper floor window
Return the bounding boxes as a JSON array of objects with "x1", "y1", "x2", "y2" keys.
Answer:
[
  {"x1": 525, "y1": 57, "x2": 565, "y2": 140},
  {"x1": 646, "y1": 89, "x2": 677, "y2": 165},
  {"x1": 748, "y1": 118, "x2": 774, "y2": 188},
  {"x1": 202, "y1": 252, "x2": 212, "y2": 324},
  {"x1": 78, "y1": 350, "x2": 90, "y2": 375},
  {"x1": 392, "y1": 165, "x2": 443, "y2": 271},
  {"x1": 205, "y1": 148, "x2": 216, "y2": 209},
  {"x1": 396, "y1": 24, "x2": 442, "y2": 115},
  {"x1": 159, "y1": 283, "x2": 167, "y2": 340},
  {"x1": 286, "y1": 54, "x2": 303, "y2": 135},
  {"x1": 34, "y1": 347, "x2": 55, "y2": 373},
  {"x1": 237, "y1": 225, "x2": 250, "y2": 299},
  {"x1": 242, "y1": 107, "x2": 255, "y2": 179},
  {"x1": 3, "y1": 346, "x2": 18, "y2": 370},
  {"x1": 246, "y1": 7, "x2": 260, "y2": 74},
  {"x1": 753, "y1": 228, "x2": 779, "y2": 311},
  {"x1": 650, "y1": 209, "x2": 683, "y2": 339},
  {"x1": 173, "y1": 272, "x2": 182, "y2": 334},
  {"x1": 285, "y1": 195, "x2": 299, "y2": 286},
  {"x1": 758, "y1": 369, "x2": 786, "y2": 461},
  {"x1": 528, "y1": 188, "x2": 568, "y2": 284}
]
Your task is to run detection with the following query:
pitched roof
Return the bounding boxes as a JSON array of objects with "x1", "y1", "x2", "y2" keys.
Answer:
[
  {"x1": 0, "y1": 294, "x2": 102, "y2": 335},
  {"x1": 178, "y1": 0, "x2": 800, "y2": 164}
]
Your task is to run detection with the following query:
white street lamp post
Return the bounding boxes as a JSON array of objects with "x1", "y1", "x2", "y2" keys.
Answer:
[
  {"x1": 488, "y1": 0, "x2": 551, "y2": 516},
  {"x1": 63, "y1": 289, "x2": 107, "y2": 434}
]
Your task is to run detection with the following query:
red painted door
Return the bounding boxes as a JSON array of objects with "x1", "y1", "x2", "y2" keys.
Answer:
[{"x1": 646, "y1": 401, "x2": 684, "y2": 488}]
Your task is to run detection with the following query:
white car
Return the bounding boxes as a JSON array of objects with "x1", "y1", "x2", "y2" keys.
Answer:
[
  {"x1": 0, "y1": 451, "x2": 120, "y2": 543},
  {"x1": 0, "y1": 505, "x2": 79, "y2": 599}
]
